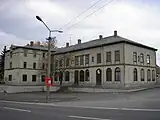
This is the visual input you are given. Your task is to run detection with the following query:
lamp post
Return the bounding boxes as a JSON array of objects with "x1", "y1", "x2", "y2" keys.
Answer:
[{"x1": 36, "y1": 16, "x2": 63, "y2": 102}]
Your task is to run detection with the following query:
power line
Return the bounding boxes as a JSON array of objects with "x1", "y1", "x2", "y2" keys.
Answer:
[
  {"x1": 59, "y1": 0, "x2": 104, "y2": 30},
  {"x1": 66, "y1": 0, "x2": 115, "y2": 30}
]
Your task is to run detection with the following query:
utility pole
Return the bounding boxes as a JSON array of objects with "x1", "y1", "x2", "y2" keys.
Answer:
[
  {"x1": 36, "y1": 16, "x2": 63, "y2": 103},
  {"x1": 46, "y1": 32, "x2": 51, "y2": 102}
]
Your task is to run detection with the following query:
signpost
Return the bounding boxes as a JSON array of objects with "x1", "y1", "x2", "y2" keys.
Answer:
[
  {"x1": 45, "y1": 76, "x2": 53, "y2": 87},
  {"x1": 44, "y1": 76, "x2": 54, "y2": 102}
]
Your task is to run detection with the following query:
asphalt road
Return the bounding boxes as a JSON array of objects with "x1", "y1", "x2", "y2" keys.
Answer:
[
  {"x1": 0, "y1": 88, "x2": 160, "y2": 120},
  {"x1": 0, "y1": 101, "x2": 160, "y2": 120}
]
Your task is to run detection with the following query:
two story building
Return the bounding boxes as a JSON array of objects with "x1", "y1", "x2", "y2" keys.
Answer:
[
  {"x1": 53, "y1": 31, "x2": 157, "y2": 88},
  {"x1": 4, "y1": 41, "x2": 56, "y2": 85}
]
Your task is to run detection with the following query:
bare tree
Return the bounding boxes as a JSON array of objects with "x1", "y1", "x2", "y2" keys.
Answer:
[
  {"x1": 53, "y1": 53, "x2": 74, "y2": 86},
  {"x1": 37, "y1": 38, "x2": 57, "y2": 83},
  {"x1": 0, "y1": 46, "x2": 6, "y2": 84}
]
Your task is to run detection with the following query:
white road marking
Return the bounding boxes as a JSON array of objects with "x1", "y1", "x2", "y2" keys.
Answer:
[
  {"x1": 1, "y1": 100, "x2": 160, "y2": 112},
  {"x1": 4, "y1": 107, "x2": 31, "y2": 112},
  {"x1": 69, "y1": 115, "x2": 111, "y2": 120}
]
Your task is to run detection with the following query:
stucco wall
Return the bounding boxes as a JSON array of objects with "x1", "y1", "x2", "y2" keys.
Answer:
[
  {"x1": 125, "y1": 65, "x2": 156, "y2": 87},
  {"x1": 53, "y1": 43, "x2": 125, "y2": 87},
  {"x1": 4, "y1": 48, "x2": 48, "y2": 85},
  {"x1": 124, "y1": 43, "x2": 156, "y2": 87},
  {"x1": 125, "y1": 44, "x2": 156, "y2": 66}
]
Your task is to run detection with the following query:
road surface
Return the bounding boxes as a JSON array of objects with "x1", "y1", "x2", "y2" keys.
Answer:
[{"x1": 0, "y1": 88, "x2": 160, "y2": 120}]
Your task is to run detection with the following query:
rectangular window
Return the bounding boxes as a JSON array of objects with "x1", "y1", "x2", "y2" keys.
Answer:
[
  {"x1": 41, "y1": 75, "x2": 45, "y2": 82},
  {"x1": 42, "y1": 63, "x2": 45, "y2": 69},
  {"x1": 24, "y1": 62, "x2": 27, "y2": 68},
  {"x1": 32, "y1": 75, "x2": 36, "y2": 82},
  {"x1": 10, "y1": 62, "x2": 12, "y2": 69},
  {"x1": 140, "y1": 53, "x2": 144, "y2": 64},
  {"x1": 147, "y1": 55, "x2": 150, "y2": 64},
  {"x1": 115, "y1": 50, "x2": 120, "y2": 62},
  {"x1": 106, "y1": 51, "x2": 111, "y2": 62},
  {"x1": 133, "y1": 52, "x2": 137, "y2": 63},
  {"x1": 80, "y1": 55, "x2": 84, "y2": 65},
  {"x1": 23, "y1": 74, "x2": 27, "y2": 82},
  {"x1": 85, "y1": 54, "x2": 89, "y2": 64},
  {"x1": 92, "y1": 56, "x2": 94, "y2": 62},
  {"x1": 97, "y1": 53, "x2": 101, "y2": 64},
  {"x1": 9, "y1": 75, "x2": 12, "y2": 81},
  {"x1": 55, "y1": 60, "x2": 58, "y2": 68},
  {"x1": 24, "y1": 49, "x2": 28, "y2": 57},
  {"x1": 33, "y1": 51, "x2": 37, "y2": 57},
  {"x1": 10, "y1": 51, "x2": 12, "y2": 58},
  {"x1": 33, "y1": 62, "x2": 36, "y2": 69},
  {"x1": 50, "y1": 64, "x2": 53, "y2": 71},
  {"x1": 75, "y1": 56, "x2": 79, "y2": 66},
  {"x1": 66, "y1": 58, "x2": 69, "y2": 66},
  {"x1": 59, "y1": 59, "x2": 63, "y2": 67},
  {"x1": 43, "y1": 52, "x2": 45, "y2": 58}
]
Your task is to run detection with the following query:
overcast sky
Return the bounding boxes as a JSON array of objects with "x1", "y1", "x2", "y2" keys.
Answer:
[{"x1": 0, "y1": 0, "x2": 160, "y2": 64}]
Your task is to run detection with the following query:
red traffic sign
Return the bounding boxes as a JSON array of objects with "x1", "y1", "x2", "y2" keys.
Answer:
[{"x1": 45, "y1": 76, "x2": 53, "y2": 87}]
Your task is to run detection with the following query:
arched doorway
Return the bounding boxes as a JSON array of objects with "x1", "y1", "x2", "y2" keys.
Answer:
[
  {"x1": 74, "y1": 70, "x2": 79, "y2": 85},
  {"x1": 96, "y1": 69, "x2": 102, "y2": 85}
]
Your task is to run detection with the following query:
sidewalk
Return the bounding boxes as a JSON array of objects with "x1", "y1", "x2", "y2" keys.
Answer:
[
  {"x1": 0, "y1": 92, "x2": 79, "y2": 103},
  {"x1": 66, "y1": 84, "x2": 160, "y2": 93}
]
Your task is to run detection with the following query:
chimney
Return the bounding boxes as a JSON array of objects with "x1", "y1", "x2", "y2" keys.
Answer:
[
  {"x1": 78, "y1": 39, "x2": 81, "y2": 44},
  {"x1": 99, "y1": 35, "x2": 103, "y2": 39},
  {"x1": 114, "y1": 30, "x2": 117, "y2": 37},
  {"x1": 30, "y1": 41, "x2": 34, "y2": 46},
  {"x1": 66, "y1": 42, "x2": 69, "y2": 47},
  {"x1": 37, "y1": 41, "x2": 41, "y2": 46}
]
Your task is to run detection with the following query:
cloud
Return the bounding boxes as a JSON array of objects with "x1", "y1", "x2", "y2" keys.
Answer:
[
  {"x1": 0, "y1": 0, "x2": 160, "y2": 64},
  {"x1": 0, "y1": 30, "x2": 29, "y2": 52}
]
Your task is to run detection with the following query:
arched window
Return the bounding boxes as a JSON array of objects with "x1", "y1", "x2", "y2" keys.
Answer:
[
  {"x1": 147, "y1": 69, "x2": 151, "y2": 81},
  {"x1": 74, "y1": 70, "x2": 79, "y2": 84},
  {"x1": 115, "y1": 67, "x2": 120, "y2": 81},
  {"x1": 59, "y1": 71, "x2": 63, "y2": 82},
  {"x1": 65, "y1": 71, "x2": 70, "y2": 81},
  {"x1": 152, "y1": 70, "x2": 155, "y2": 81},
  {"x1": 80, "y1": 70, "x2": 84, "y2": 82},
  {"x1": 85, "y1": 69, "x2": 90, "y2": 81},
  {"x1": 54, "y1": 72, "x2": 58, "y2": 81},
  {"x1": 106, "y1": 68, "x2": 112, "y2": 81},
  {"x1": 133, "y1": 68, "x2": 138, "y2": 81},
  {"x1": 141, "y1": 69, "x2": 145, "y2": 81}
]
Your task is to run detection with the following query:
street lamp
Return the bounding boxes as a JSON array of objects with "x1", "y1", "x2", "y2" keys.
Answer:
[{"x1": 36, "y1": 16, "x2": 63, "y2": 102}]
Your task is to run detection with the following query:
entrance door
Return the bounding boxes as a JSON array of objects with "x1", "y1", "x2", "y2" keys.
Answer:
[
  {"x1": 96, "y1": 69, "x2": 102, "y2": 85},
  {"x1": 74, "y1": 70, "x2": 79, "y2": 85}
]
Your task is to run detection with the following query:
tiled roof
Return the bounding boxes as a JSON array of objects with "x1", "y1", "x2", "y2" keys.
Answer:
[
  {"x1": 54, "y1": 35, "x2": 157, "y2": 55},
  {"x1": 5, "y1": 45, "x2": 57, "y2": 53}
]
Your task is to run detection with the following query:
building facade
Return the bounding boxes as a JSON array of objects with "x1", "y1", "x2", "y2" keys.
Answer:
[
  {"x1": 4, "y1": 42, "x2": 56, "y2": 85},
  {"x1": 4, "y1": 31, "x2": 157, "y2": 88},
  {"x1": 52, "y1": 31, "x2": 157, "y2": 88}
]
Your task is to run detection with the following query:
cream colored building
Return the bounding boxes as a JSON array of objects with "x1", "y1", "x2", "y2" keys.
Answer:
[
  {"x1": 4, "y1": 42, "x2": 56, "y2": 85},
  {"x1": 53, "y1": 31, "x2": 157, "y2": 88},
  {"x1": 4, "y1": 31, "x2": 158, "y2": 88}
]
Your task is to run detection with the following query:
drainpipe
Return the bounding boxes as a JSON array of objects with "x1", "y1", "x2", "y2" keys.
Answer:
[
  {"x1": 155, "y1": 51, "x2": 157, "y2": 84},
  {"x1": 102, "y1": 46, "x2": 105, "y2": 87},
  {"x1": 123, "y1": 42, "x2": 126, "y2": 88}
]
